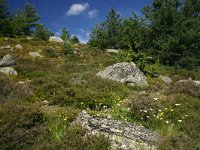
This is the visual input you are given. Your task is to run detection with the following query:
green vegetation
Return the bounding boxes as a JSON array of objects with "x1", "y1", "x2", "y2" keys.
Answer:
[
  {"x1": 0, "y1": 0, "x2": 200, "y2": 149},
  {"x1": 34, "y1": 24, "x2": 53, "y2": 40},
  {"x1": 89, "y1": 0, "x2": 200, "y2": 69}
]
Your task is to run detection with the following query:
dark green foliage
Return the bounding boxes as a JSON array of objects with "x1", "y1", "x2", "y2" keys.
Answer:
[
  {"x1": 34, "y1": 24, "x2": 52, "y2": 40},
  {"x1": 0, "y1": 0, "x2": 11, "y2": 36},
  {"x1": 11, "y1": 3, "x2": 40, "y2": 36},
  {"x1": 89, "y1": 22, "x2": 108, "y2": 49},
  {"x1": 106, "y1": 8, "x2": 121, "y2": 48},
  {"x1": 71, "y1": 35, "x2": 80, "y2": 44},
  {"x1": 142, "y1": 0, "x2": 200, "y2": 69},
  {"x1": 89, "y1": 8, "x2": 121, "y2": 49},
  {"x1": 61, "y1": 27, "x2": 73, "y2": 54}
]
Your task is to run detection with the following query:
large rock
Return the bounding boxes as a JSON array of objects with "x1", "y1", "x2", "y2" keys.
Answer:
[
  {"x1": 49, "y1": 36, "x2": 63, "y2": 43},
  {"x1": 0, "y1": 67, "x2": 18, "y2": 76},
  {"x1": 74, "y1": 111, "x2": 160, "y2": 150},
  {"x1": 97, "y1": 62, "x2": 148, "y2": 86},
  {"x1": 0, "y1": 54, "x2": 16, "y2": 67}
]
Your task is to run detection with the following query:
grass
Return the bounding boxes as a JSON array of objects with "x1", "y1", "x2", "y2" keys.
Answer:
[{"x1": 0, "y1": 37, "x2": 200, "y2": 149}]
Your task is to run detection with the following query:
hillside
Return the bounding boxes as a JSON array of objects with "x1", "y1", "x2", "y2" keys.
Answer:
[{"x1": 0, "y1": 37, "x2": 200, "y2": 149}]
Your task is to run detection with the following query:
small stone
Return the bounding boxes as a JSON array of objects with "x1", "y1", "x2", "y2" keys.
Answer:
[
  {"x1": 29, "y1": 52, "x2": 43, "y2": 58},
  {"x1": 4, "y1": 45, "x2": 11, "y2": 49},
  {"x1": 159, "y1": 75, "x2": 172, "y2": 84},
  {"x1": 106, "y1": 49, "x2": 119, "y2": 53},
  {"x1": 0, "y1": 67, "x2": 18, "y2": 76},
  {"x1": 15, "y1": 44, "x2": 23, "y2": 49}
]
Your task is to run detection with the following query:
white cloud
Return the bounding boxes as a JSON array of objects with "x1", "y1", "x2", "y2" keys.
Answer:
[
  {"x1": 88, "y1": 9, "x2": 98, "y2": 18},
  {"x1": 67, "y1": 3, "x2": 89, "y2": 16}
]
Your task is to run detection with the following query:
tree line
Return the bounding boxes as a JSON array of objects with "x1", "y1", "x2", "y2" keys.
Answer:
[
  {"x1": 89, "y1": 0, "x2": 200, "y2": 69},
  {"x1": 0, "y1": 0, "x2": 80, "y2": 43}
]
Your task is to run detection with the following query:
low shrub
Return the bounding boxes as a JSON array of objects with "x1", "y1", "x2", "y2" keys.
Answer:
[
  {"x1": 42, "y1": 48, "x2": 57, "y2": 58},
  {"x1": 0, "y1": 101, "x2": 47, "y2": 150},
  {"x1": 0, "y1": 73, "x2": 31, "y2": 103}
]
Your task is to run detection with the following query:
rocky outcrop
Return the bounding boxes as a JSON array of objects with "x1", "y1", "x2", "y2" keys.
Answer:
[
  {"x1": 0, "y1": 67, "x2": 18, "y2": 76},
  {"x1": 0, "y1": 54, "x2": 16, "y2": 67},
  {"x1": 29, "y1": 52, "x2": 43, "y2": 58},
  {"x1": 158, "y1": 75, "x2": 172, "y2": 84},
  {"x1": 97, "y1": 62, "x2": 148, "y2": 86},
  {"x1": 49, "y1": 36, "x2": 63, "y2": 43},
  {"x1": 74, "y1": 111, "x2": 160, "y2": 150}
]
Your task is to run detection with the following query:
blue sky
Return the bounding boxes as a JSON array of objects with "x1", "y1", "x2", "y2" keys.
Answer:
[{"x1": 8, "y1": 0, "x2": 153, "y2": 43}]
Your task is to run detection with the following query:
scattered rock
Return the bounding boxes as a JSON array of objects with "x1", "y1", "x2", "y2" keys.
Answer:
[
  {"x1": 29, "y1": 52, "x2": 43, "y2": 58},
  {"x1": 49, "y1": 36, "x2": 63, "y2": 43},
  {"x1": 74, "y1": 111, "x2": 160, "y2": 150},
  {"x1": 15, "y1": 44, "x2": 23, "y2": 49},
  {"x1": 158, "y1": 75, "x2": 172, "y2": 84},
  {"x1": 97, "y1": 62, "x2": 148, "y2": 86},
  {"x1": 4, "y1": 45, "x2": 11, "y2": 49},
  {"x1": 0, "y1": 67, "x2": 18, "y2": 76},
  {"x1": 178, "y1": 78, "x2": 200, "y2": 86},
  {"x1": 0, "y1": 54, "x2": 16, "y2": 67},
  {"x1": 106, "y1": 49, "x2": 119, "y2": 53}
]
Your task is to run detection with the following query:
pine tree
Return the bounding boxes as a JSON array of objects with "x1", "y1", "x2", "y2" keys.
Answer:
[
  {"x1": 71, "y1": 36, "x2": 79, "y2": 44},
  {"x1": 106, "y1": 8, "x2": 121, "y2": 48},
  {"x1": 34, "y1": 24, "x2": 52, "y2": 40},
  {"x1": 11, "y1": 3, "x2": 40, "y2": 36},
  {"x1": 61, "y1": 27, "x2": 70, "y2": 41},
  {"x1": 89, "y1": 8, "x2": 121, "y2": 49},
  {"x1": 0, "y1": 0, "x2": 11, "y2": 36}
]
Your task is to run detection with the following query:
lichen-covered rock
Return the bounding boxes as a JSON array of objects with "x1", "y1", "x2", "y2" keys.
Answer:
[
  {"x1": 0, "y1": 67, "x2": 18, "y2": 76},
  {"x1": 74, "y1": 111, "x2": 160, "y2": 150},
  {"x1": 97, "y1": 62, "x2": 148, "y2": 86},
  {"x1": 158, "y1": 75, "x2": 172, "y2": 84},
  {"x1": 49, "y1": 36, "x2": 63, "y2": 43},
  {"x1": 29, "y1": 52, "x2": 43, "y2": 58},
  {"x1": 0, "y1": 54, "x2": 16, "y2": 67}
]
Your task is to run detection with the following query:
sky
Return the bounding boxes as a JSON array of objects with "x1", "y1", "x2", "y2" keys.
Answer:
[{"x1": 7, "y1": 0, "x2": 153, "y2": 43}]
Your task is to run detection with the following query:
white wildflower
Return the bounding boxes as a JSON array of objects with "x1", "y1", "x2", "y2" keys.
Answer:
[
  {"x1": 166, "y1": 120, "x2": 169, "y2": 124},
  {"x1": 143, "y1": 110, "x2": 147, "y2": 113},
  {"x1": 178, "y1": 120, "x2": 182, "y2": 123}
]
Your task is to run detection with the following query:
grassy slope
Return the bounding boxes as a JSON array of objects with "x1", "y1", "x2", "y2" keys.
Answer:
[{"x1": 0, "y1": 37, "x2": 199, "y2": 150}]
